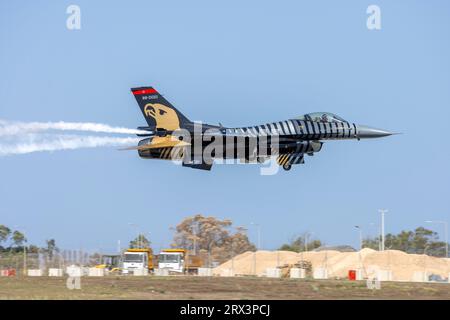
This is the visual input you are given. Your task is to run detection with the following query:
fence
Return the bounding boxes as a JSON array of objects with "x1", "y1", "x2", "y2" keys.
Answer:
[{"x1": 0, "y1": 249, "x2": 95, "y2": 275}]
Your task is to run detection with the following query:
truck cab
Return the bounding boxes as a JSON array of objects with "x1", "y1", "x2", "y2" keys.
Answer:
[
  {"x1": 122, "y1": 248, "x2": 154, "y2": 274},
  {"x1": 158, "y1": 251, "x2": 184, "y2": 273},
  {"x1": 157, "y1": 249, "x2": 203, "y2": 274}
]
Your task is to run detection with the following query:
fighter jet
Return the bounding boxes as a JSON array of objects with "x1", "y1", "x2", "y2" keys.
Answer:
[{"x1": 126, "y1": 86, "x2": 394, "y2": 171}]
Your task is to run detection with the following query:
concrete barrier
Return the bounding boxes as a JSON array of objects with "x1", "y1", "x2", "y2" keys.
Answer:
[
  {"x1": 66, "y1": 266, "x2": 83, "y2": 277},
  {"x1": 154, "y1": 268, "x2": 169, "y2": 276},
  {"x1": 355, "y1": 269, "x2": 364, "y2": 280},
  {"x1": 27, "y1": 269, "x2": 43, "y2": 277},
  {"x1": 376, "y1": 269, "x2": 393, "y2": 281},
  {"x1": 412, "y1": 271, "x2": 428, "y2": 282},
  {"x1": 133, "y1": 268, "x2": 148, "y2": 276},
  {"x1": 265, "y1": 268, "x2": 281, "y2": 278},
  {"x1": 198, "y1": 268, "x2": 213, "y2": 277},
  {"x1": 218, "y1": 268, "x2": 234, "y2": 277},
  {"x1": 290, "y1": 268, "x2": 306, "y2": 279},
  {"x1": 313, "y1": 268, "x2": 328, "y2": 279},
  {"x1": 48, "y1": 268, "x2": 63, "y2": 277},
  {"x1": 88, "y1": 268, "x2": 105, "y2": 277}
]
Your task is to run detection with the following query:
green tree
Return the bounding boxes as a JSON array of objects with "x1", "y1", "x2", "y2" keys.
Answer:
[
  {"x1": 27, "y1": 245, "x2": 40, "y2": 254},
  {"x1": 0, "y1": 225, "x2": 11, "y2": 245},
  {"x1": 44, "y1": 239, "x2": 58, "y2": 259},
  {"x1": 11, "y1": 230, "x2": 26, "y2": 247},
  {"x1": 129, "y1": 234, "x2": 151, "y2": 249},
  {"x1": 362, "y1": 236, "x2": 380, "y2": 250},
  {"x1": 279, "y1": 233, "x2": 322, "y2": 252},
  {"x1": 363, "y1": 227, "x2": 447, "y2": 257}
]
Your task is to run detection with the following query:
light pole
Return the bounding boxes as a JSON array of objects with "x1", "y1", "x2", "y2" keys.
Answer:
[
  {"x1": 250, "y1": 223, "x2": 260, "y2": 276},
  {"x1": 355, "y1": 226, "x2": 363, "y2": 250},
  {"x1": 231, "y1": 239, "x2": 234, "y2": 276},
  {"x1": 367, "y1": 222, "x2": 377, "y2": 249},
  {"x1": 14, "y1": 225, "x2": 27, "y2": 275},
  {"x1": 147, "y1": 232, "x2": 151, "y2": 249},
  {"x1": 305, "y1": 233, "x2": 309, "y2": 252},
  {"x1": 379, "y1": 209, "x2": 388, "y2": 251},
  {"x1": 425, "y1": 220, "x2": 448, "y2": 258},
  {"x1": 23, "y1": 240, "x2": 27, "y2": 275},
  {"x1": 304, "y1": 232, "x2": 314, "y2": 252},
  {"x1": 250, "y1": 222, "x2": 261, "y2": 250},
  {"x1": 192, "y1": 227, "x2": 198, "y2": 255}
]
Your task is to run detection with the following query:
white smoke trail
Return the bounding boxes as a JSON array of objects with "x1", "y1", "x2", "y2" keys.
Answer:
[
  {"x1": 0, "y1": 119, "x2": 148, "y2": 136},
  {"x1": 0, "y1": 134, "x2": 140, "y2": 156}
]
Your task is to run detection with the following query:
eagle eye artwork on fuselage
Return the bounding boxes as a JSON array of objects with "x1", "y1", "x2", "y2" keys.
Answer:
[{"x1": 124, "y1": 87, "x2": 395, "y2": 171}]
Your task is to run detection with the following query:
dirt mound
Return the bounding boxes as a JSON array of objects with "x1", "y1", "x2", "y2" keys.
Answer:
[{"x1": 213, "y1": 249, "x2": 450, "y2": 281}]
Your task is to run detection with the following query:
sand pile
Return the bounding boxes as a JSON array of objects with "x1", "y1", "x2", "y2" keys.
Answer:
[{"x1": 213, "y1": 248, "x2": 450, "y2": 281}]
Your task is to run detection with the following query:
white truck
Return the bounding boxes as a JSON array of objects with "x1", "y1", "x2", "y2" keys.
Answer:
[
  {"x1": 122, "y1": 248, "x2": 154, "y2": 274},
  {"x1": 157, "y1": 249, "x2": 203, "y2": 274}
]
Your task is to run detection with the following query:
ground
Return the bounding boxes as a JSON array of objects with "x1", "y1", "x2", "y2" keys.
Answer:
[{"x1": 1, "y1": 276, "x2": 449, "y2": 300}]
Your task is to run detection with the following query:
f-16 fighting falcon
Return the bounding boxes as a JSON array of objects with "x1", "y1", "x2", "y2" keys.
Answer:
[{"x1": 125, "y1": 86, "x2": 395, "y2": 171}]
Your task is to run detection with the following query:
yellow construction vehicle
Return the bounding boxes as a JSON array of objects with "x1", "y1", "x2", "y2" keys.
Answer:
[{"x1": 95, "y1": 254, "x2": 121, "y2": 273}]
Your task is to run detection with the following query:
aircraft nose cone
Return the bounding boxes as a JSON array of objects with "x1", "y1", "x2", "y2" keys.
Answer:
[{"x1": 356, "y1": 125, "x2": 394, "y2": 139}]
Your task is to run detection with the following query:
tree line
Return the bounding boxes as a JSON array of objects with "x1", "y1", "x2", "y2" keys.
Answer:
[
  {"x1": 2, "y1": 215, "x2": 256, "y2": 266},
  {"x1": 4, "y1": 220, "x2": 447, "y2": 263},
  {"x1": 0, "y1": 224, "x2": 58, "y2": 257},
  {"x1": 278, "y1": 226, "x2": 448, "y2": 257},
  {"x1": 363, "y1": 226, "x2": 448, "y2": 257},
  {"x1": 278, "y1": 233, "x2": 322, "y2": 252}
]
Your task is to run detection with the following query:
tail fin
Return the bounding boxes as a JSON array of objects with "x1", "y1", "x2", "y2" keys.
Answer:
[{"x1": 131, "y1": 87, "x2": 191, "y2": 130}]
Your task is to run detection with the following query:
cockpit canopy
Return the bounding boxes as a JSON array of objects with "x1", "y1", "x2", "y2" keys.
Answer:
[{"x1": 297, "y1": 112, "x2": 346, "y2": 123}]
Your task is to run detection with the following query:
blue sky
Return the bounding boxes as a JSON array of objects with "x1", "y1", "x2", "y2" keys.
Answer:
[{"x1": 1, "y1": 0, "x2": 449, "y2": 253}]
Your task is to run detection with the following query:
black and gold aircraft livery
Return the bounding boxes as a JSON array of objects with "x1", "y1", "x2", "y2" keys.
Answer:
[{"x1": 125, "y1": 86, "x2": 395, "y2": 171}]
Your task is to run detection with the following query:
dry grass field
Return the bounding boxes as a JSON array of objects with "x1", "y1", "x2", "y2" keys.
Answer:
[{"x1": 0, "y1": 276, "x2": 449, "y2": 300}]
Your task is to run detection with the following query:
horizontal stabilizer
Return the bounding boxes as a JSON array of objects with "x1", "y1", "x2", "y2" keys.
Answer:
[{"x1": 182, "y1": 162, "x2": 213, "y2": 171}]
